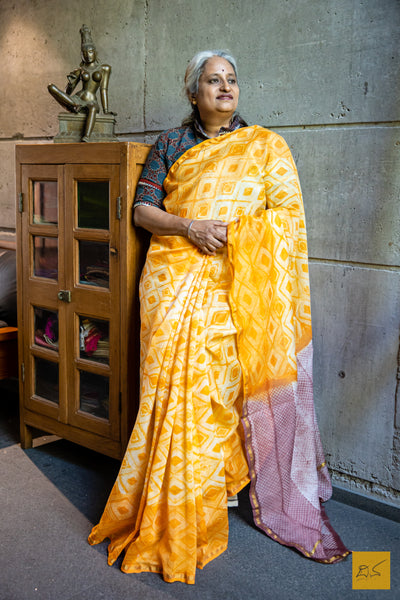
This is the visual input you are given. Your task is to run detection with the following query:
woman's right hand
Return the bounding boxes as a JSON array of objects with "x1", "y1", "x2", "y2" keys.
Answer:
[
  {"x1": 133, "y1": 206, "x2": 229, "y2": 255},
  {"x1": 187, "y1": 219, "x2": 228, "y2": 255}
]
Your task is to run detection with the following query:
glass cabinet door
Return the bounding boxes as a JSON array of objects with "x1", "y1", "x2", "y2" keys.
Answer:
[
  {"x1": 20, "y1": 165, "x2": 65, "y2": 420},
  {"x1": 64, "y1": 164, "x2": 120, "y2": 440}
]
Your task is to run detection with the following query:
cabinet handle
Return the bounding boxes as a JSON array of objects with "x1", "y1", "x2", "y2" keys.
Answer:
[
  {"x1": 110, "y1": 247, "x2": 118, "y2": 256},
  {"x1": 58, "y1": 290, "x2": 71, "y2": 302}
]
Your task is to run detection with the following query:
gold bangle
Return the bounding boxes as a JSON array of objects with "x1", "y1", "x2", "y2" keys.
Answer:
[{"x1": 187, "y1": 219, "x2": 195, "y2": 239}]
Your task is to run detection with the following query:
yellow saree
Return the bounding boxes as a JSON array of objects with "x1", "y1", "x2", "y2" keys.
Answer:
[{"x1": 88, "y1": 126, "x2": 349, "y2": 584}]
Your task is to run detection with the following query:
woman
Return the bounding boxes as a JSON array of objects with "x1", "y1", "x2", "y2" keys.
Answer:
[
  {"x1": 48, "y1": 25, "x2": 113, "y2": 142},
  {"x1": 89, "y1": 50, "x2": 350, "y2": 584}
]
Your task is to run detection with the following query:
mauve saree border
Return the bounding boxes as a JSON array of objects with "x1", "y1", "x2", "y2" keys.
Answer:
[{"x1": 241, "y1": 399, "x2": 350, "y2": 563}]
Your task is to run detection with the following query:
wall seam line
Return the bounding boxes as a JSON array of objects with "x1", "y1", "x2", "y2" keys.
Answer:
[
  {"x1": 2, "y1": 119, "x2": 400, "y2": 143},
  {"x1": 309, "y1": 257, "x2": 400, "y2": 272}
]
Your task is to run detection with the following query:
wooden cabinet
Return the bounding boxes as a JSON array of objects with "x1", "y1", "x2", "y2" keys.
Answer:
[{"x1": 16, "y1": 142, "x2": 151, "y2": 459}]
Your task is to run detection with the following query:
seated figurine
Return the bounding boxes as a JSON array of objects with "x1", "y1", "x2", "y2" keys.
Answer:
[{"x1": 48, "y1": 25, "x2": 114, "y2": 142}]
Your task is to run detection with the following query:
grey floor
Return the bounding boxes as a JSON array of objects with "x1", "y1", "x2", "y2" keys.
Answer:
[{"x1": 1, "y1": 378, "x2": 399, "y2": 600}]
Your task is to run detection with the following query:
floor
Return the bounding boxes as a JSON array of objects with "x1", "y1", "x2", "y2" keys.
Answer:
[{"x1": 1, "y1": 378, "x2": 399, "y2": 600}]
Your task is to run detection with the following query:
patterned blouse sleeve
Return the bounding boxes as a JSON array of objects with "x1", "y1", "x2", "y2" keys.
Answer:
[{"x1": 134, "y1": 133, "x2": 168, "y2": 210}]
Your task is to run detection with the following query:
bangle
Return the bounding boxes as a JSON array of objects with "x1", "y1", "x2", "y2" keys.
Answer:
[{"x1": 187, "y1": 219, "x2": 195, "y2": 239}]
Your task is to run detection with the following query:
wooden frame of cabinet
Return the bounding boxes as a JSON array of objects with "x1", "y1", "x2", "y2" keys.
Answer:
[{"x1": 16, "y1": 142, "x2": 151, "y2": 459}]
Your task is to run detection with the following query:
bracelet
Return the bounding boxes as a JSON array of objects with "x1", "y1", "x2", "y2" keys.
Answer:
[{"x1": 187, "y1": 219, "x2": 195, "y2": 239}]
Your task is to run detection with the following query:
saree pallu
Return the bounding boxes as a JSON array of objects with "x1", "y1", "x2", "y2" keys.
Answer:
[{"x1": 88, "y1": 126, "x2": 349, "y2": 584}]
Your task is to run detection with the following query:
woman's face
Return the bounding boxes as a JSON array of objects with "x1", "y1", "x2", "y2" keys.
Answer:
[{"x1": 194, "y1": 56, "x2": 239, "y2": 123}]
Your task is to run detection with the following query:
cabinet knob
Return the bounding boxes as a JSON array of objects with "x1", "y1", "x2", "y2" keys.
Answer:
[{"x1": 110, "y1": 247, "x2": 118, "y2": 256}]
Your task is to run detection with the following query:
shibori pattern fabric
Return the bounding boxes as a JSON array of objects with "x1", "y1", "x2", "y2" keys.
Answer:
[
  {"x1": 88, "y1": 126, "x2": 349, "y2": 584},
  {"x1": 228, "y1": 189, "x2": 349, "y2": 561}
]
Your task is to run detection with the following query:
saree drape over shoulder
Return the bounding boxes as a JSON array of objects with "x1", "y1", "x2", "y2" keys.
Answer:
[{"x1": 88, "y1": 126, "x2": 349, "y2": 584}]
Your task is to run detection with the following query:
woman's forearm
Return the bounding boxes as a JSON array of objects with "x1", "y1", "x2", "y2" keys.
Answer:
[
  {"x1": 134, "y1": 205, "x2": 192, "y2": 237},
  {"x1": 134, "y1": 204, "x2": 228, "y2": 255}
]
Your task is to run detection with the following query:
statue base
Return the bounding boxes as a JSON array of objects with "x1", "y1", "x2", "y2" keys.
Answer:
[{"x1": 54, "y1": 113, "x2": 118, "y2": 143}]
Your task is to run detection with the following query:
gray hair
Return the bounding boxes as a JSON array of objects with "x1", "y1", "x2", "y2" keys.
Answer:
[{"x1": 184, "y1": 50, "x2": 238, "y2": 100}]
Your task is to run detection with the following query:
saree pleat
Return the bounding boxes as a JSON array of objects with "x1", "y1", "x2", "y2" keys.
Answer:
[{"x1": 88, "y1": 126, "x2": 349, "y2": 584}]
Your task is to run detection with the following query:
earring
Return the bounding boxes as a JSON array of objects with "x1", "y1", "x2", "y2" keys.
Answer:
[{"x1": 191, "y1": 98, "x2": 197, "y2": 105}]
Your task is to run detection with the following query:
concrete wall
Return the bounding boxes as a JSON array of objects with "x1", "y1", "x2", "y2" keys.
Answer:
[{"x1": 1, "y1": 0, "x2": 399, "y2": 505}]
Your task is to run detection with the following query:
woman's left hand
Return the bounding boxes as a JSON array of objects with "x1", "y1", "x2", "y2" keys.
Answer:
[{"x1": 187, "y1": 219, "x2": 228, "y2": 255}]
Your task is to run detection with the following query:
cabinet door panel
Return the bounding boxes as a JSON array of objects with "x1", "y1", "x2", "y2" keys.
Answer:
[
  {"x1": 78, "y1": 240, "x2": 110, "y2": 289},
  {"x1": 32, "y1": 235, "x2": 58, "y2": 280},
  {"x1": 77, "y1": 180, "x2": 109, "y2": 230},
  {"x1": 64, "y1": 164, "x2": 120, "y2": 440},
  {"x1": 78, "y1": 315, "x2": 109, "y2": 364},
  {"x1": 20, "y1": 165, "x2": 67, "y2": 421},
  {"x1": 34, "y1": 356, "x2": 59, "y2": 405},
  {"x1": 32, "y1": 180, "x2": 58, "y2": 225}
]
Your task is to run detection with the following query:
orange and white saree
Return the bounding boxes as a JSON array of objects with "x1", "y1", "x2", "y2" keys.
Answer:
[{"x1": 88, "y1": 126, "x2": 349, "y2": 583}]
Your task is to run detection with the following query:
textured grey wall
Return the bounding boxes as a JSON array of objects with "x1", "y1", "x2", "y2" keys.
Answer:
[{"x1": 1, "y1": 0, "x2": 399, "y2": 505}]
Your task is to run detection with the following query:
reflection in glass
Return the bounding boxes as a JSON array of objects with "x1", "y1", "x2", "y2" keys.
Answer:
[
  {"x1": 79, "y1": 240, "x2": 109, "y2": 287},
  {"x1": 33, "y1": 236, "x2": 58, "y2": 280},
  {"x1": 33, "y1": 181, "x2": 58, "y2": 225},
  {"x1": 35, "y1": 357, "x2": 59, "y2": 404},
  {"x1": 79, "y1": 371, "x2": 109, "y2": 419},
  {"x1": 78, "y1": 181, "x2": 109, "y2": 230},
  {"x1": 79, "y1": 316, "x2": 109, "y2": 364},
  {"x1": 34, "y1": 307, "x2": 59, "y2": 350}
]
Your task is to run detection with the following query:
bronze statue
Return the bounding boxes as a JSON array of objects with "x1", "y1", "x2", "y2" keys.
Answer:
[{"x1": 48, "y1": 25, "x2": 114, "y2": 142}]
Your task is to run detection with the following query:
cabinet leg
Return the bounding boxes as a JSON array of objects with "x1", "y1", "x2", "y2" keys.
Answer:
[{"x1": 20, "y1": 422, "x2": 33, "y2": 449}]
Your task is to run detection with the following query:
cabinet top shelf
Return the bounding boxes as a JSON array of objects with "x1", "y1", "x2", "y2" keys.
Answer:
[{"x1": 16, "y1": 142, "x2": 152, "y2": 166}]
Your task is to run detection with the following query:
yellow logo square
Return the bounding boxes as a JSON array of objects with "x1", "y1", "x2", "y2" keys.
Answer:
[{"x1": 352, "y1": 551, "x2": 390, "y2": 590}]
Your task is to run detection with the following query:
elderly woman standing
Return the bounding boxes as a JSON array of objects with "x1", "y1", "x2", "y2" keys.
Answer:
[{"x1": 89, "y1": 50, "x2": 349, "y2": 583}]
